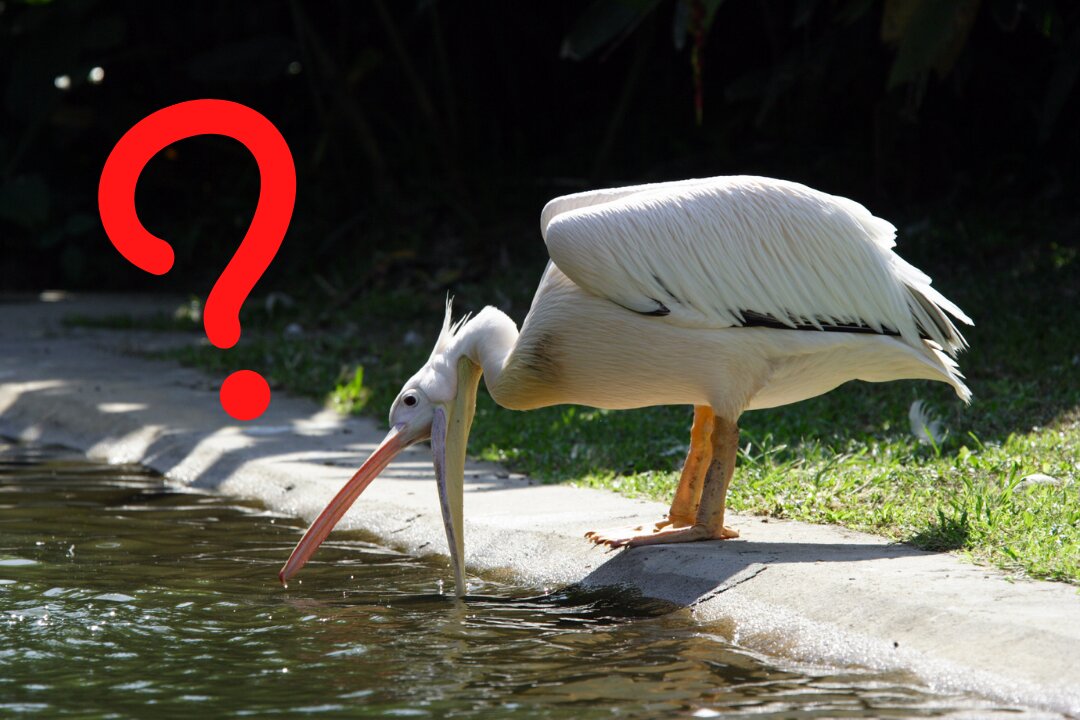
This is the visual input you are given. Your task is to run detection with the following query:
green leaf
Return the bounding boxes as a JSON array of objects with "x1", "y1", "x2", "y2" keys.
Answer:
[
  {"x1": 702, "y1": 0, "x2": 725, "y2": 29},
  {"x1": 885, "y1": 0, "x2": 979, "y2": 89},
  {"x1": 330, "y1": 365, "x2": 372, "y2": 414},
  {"x1": 561, "y1": 0, "x2": 662, "y2": 60},
  {"x1": 673, "y1": 0, "x2": 725, "y2": 49}
]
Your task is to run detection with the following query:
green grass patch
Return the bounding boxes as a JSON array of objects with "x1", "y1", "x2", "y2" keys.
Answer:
[{"x1": 68, "y1": 219, "x2": 1080, "y2": 585}]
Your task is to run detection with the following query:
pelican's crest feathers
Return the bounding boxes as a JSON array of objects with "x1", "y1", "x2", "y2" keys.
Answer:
[{"x1": 430, "y1": 297, "x2": 471, "y2": 360}]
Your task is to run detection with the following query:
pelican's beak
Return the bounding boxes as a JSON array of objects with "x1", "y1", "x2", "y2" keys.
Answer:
[
  {"x1": 278, "y1": 422, "x2": 418, "y2": 586},
  {"x1": 279, "y1": 357, "x2": 483, "y2": 597},
  {"x1": 430, "y1": 357, "x2": 483, "y2": 597}
]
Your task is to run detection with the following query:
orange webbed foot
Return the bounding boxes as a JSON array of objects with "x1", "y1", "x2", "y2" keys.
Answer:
[{"x1": 584, "y1": 518, "x2": 737, "y2": 548}]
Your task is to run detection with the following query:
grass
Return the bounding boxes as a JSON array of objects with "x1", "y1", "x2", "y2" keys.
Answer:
[{"x1": 68, "y1": 216, "x2": 1080, "y2": 585}]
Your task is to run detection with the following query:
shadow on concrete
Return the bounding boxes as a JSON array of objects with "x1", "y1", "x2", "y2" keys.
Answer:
[{"x1": 579, "y1": 538, "x2": 930, "y2": 606}]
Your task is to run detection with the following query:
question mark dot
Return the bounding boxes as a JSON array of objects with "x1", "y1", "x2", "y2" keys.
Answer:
[{"x1": 220, "y1": 370, "x2": 271, "y2": 421}]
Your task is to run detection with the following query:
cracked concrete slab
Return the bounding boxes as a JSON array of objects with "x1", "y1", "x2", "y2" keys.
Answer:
[{"x1": 1, "y1": 293, "x2": 1078, "y2": 717}]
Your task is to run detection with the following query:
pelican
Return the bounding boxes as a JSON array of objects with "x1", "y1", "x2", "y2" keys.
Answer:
[{"x1": 279, "y1": 176, "x2": 971, "y2": 595}]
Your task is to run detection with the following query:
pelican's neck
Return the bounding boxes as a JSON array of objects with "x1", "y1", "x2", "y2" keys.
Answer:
[{"x1": 449, "y1": 306, "x2": 519, "y2": 395}]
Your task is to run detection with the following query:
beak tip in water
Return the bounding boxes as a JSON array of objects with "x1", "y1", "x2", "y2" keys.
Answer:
[{"x1": 276, "y1": 425, "x2": 408, "y2": 587}]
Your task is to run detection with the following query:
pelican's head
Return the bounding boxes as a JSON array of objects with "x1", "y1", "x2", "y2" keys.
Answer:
[{"x1": 279, "y1": 303, "x2": 481, "y2": 596}]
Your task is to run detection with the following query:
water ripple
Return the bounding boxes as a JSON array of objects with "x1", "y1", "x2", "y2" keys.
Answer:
[{"x1": 0, "y1": 440, "x2": 1059, "y2": 719}]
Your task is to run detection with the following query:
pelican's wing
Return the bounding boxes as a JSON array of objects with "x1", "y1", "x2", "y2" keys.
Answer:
[
  {"x1": 541, "y1": 176, "x2": 972, "y2": 356},
  {"x1": 539, "y1": 178, "x2": 720, "y2": 238}
]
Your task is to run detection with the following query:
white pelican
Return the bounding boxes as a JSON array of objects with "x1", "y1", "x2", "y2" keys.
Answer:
[{"x1": 280, "y1": 176, "x2": 971, "y2": 596}]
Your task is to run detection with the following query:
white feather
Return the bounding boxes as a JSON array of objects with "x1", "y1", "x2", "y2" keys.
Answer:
[
  {"x1": 909, "y1": 400, "x2": 946, "y2": 445},
  {"x1": 542, "y1": 176, "x2": 972, "y2": 357}
]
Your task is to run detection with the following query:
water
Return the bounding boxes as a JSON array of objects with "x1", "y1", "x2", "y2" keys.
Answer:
[{"x1": 0, "y1": 441, "x2": 1052, "y2": 718}]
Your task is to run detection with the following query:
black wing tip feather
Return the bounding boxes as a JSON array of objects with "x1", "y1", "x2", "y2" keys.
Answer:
[
  {"x1": 738, "y1": 310, "x2": 902, "y2": 336},
  {"x1": 614, "y1": 298, "x2": 671, "y2": 317},
  {"x1": 626, "y1": 303, "x2": 961, "y2": 345}
]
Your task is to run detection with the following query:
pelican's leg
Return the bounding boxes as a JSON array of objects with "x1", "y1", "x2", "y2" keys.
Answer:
[
  {"x1": 591, "y1": 416, "x2": 740, "y2": 548},
  {"x1": 660, "y1": 405, "x2": 715, "y2": 527},
  {"x1": 686, "y1": 415, "x2": 740, "y2": 540},
  {"x1": 585, "y1": 406, "x2": 712, "y2": 544}
]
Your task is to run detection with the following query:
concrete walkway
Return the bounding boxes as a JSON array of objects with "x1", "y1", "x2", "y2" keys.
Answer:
[{"x1": 1, "y1": 293, "x2": 1077, "y2": 717}]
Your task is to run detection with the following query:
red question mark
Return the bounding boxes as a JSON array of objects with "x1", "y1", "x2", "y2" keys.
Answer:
[{"x1": 98, "y1": 99, "x2": 295, "y2": 422}]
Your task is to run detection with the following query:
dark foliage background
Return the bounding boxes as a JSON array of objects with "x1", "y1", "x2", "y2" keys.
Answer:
[{"x1": 2, "y1": 0, "x2": 1078, "y2": 297}]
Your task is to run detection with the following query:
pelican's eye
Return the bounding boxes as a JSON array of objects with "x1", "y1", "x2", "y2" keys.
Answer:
[{"x1": 403, "y1": 394, "x2": 418, "y2": 407}]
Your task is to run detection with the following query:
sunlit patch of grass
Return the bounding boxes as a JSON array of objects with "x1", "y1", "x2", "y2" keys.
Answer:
[
  {"x1": 561, "y1": 416, "x2": 1080, "y2": 583},
  {"x1": 737, "y1": 425, "x2": 1079, "y2": 582},
  {"x1": 329, "y1": 366, "x2": 373, "y2": 414}
]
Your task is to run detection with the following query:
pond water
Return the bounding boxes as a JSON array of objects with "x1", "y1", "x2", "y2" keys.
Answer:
[{"x1": 0, "y1": 441, "x2": 1055, "y2": 718}]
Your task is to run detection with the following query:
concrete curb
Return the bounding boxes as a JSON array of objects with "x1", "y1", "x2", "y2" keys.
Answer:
[{"x1": 2, "y1": 294, "x2": 1078, "y2": 716}]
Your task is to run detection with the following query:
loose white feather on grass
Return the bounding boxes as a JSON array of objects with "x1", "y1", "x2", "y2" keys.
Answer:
[{"x1": 909, "y1": 400, "x2": 946, "y2": 446}]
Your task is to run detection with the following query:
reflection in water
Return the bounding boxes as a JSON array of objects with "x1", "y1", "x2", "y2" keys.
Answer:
[{"x1": 0, "y1": 441, "x2": 1053, "y2": 718}]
